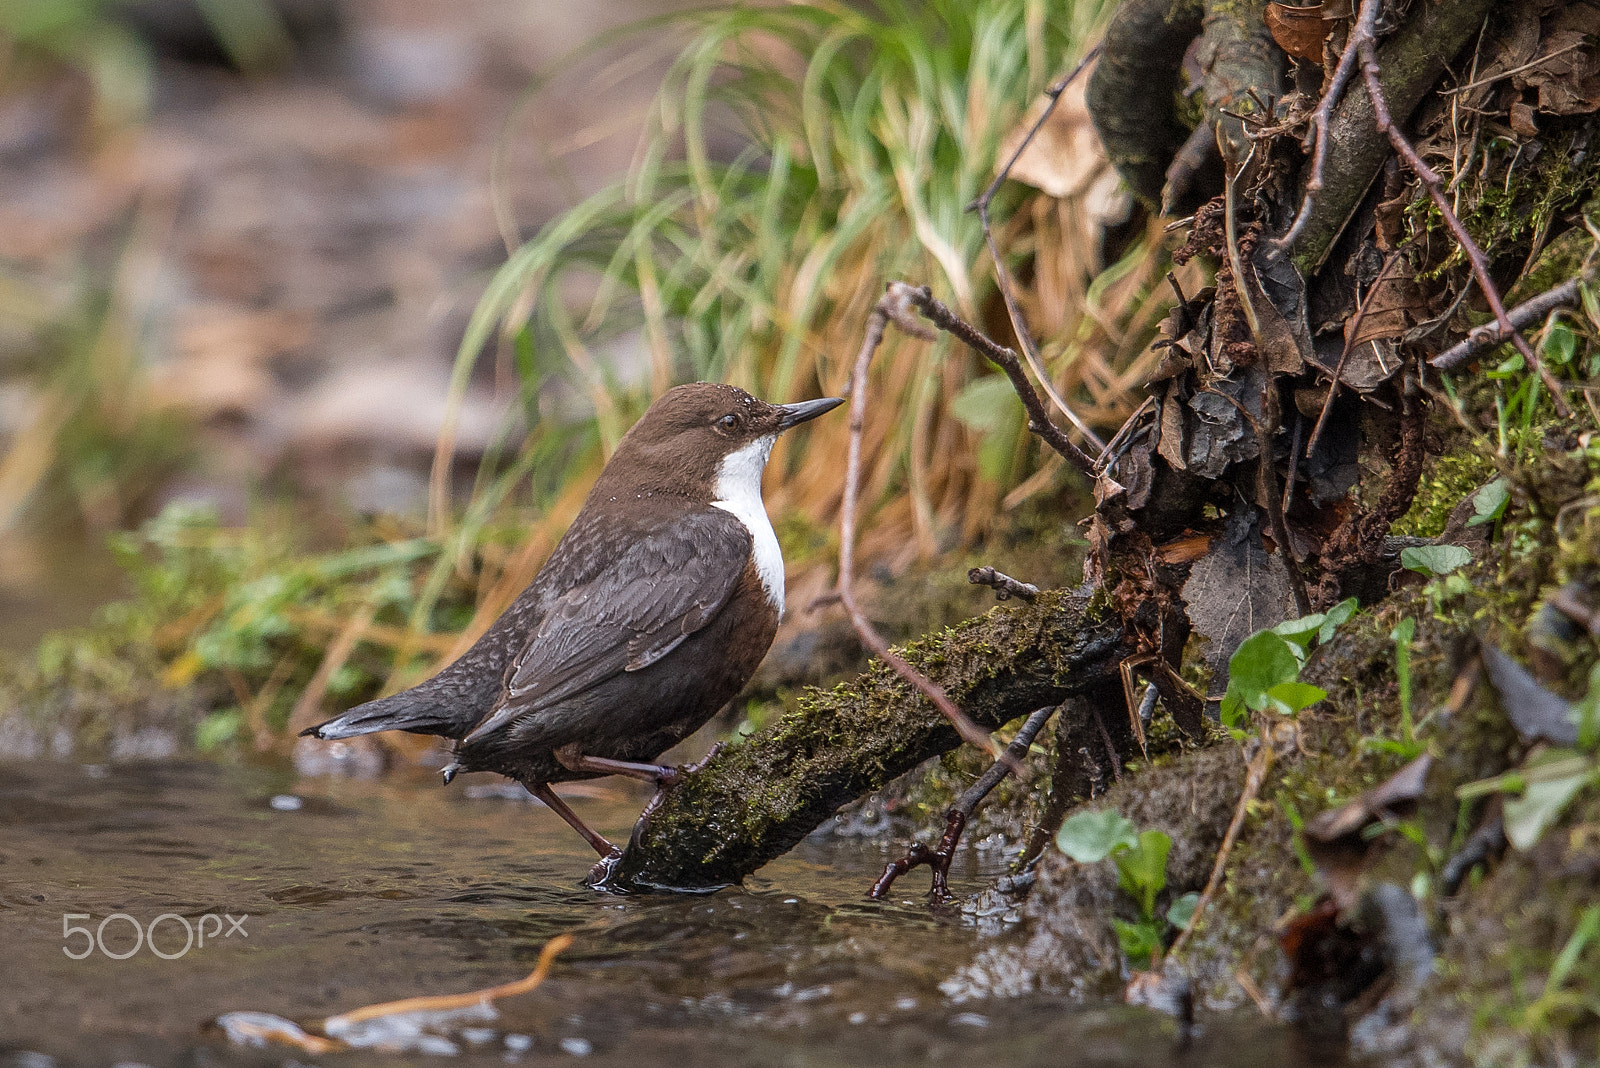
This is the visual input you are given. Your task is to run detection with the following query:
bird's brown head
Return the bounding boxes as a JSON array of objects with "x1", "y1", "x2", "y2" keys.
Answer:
[{"x1": 592, "y1": 382, "x2": 842, "y2": 504}]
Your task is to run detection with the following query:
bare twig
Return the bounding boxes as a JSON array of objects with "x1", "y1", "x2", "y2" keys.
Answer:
[
  {"x1": 869, "y1": 704, "x2": 1057, "y2": 901},
  {"x1": 1349, "y1": 0, "x2": 1570, "y2": 415},
  {"x1": 1431, "y1": 276, "x2": 1588, "y2": 370},
  {"x1": 1441, "y1": 41, "x2": 1587, "y2": 97},
  {"x1": 971, "y1": 48, "x2": 1107, "y2": 453},
  {"x1": 1166, "y1": 734, "x2": 1274, "y2": 963},
  {"x1": 894, "y1": 284, "x2": 1097, "y2": 476},
  {"x1": 839, "y1": 285, "x2": 1012, "y2": 765},
  {"x1": 969, "y1": 566, "x2": 1040, "y2": 602},
  {"x1": 1277, "y1": 0, "x2": 1375, "y2": 251}
]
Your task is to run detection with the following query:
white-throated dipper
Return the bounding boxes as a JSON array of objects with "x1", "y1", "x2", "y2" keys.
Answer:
[{"x1": 304, "y1": 383, "x2": 842, "y2": 881}]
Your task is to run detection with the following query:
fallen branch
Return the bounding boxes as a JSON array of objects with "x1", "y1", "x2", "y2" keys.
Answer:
[
  {"x1": 969, "y1": 566, "x2": 1040, "y2": 602},
  {"x1": 1430, "y1": 276, "x2": 1588, "y2": 371},
  {"x1": 1276, "y1": 0, "x2": 1376, "y2": 251},
  {"x1": 973, "y1": 48, "x2": 1107, "y2": 452},
  {"x1": 838, "y1": 285, "x2": 1009, "y2": 765},
  {"x1": 612, "y1": 589, "x2": 1130, "y2": 891},
  {"x1": 891, "y1": 283, "x2": 1097, "y2": 476}
]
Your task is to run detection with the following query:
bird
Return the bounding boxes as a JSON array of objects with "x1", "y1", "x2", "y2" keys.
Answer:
[{"x1": 303, "y1": 382, "x2": 843, "y2": 882}]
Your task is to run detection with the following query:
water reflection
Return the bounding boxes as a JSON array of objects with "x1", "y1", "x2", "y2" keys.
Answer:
[{"x1": 0, "y1": 760, "x2": 1348, "y2": 1067}]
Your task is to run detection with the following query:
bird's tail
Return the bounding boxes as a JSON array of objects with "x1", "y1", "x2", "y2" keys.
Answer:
[{"x1": 300, "y1": 691, "x2": 463, "y2": 740}]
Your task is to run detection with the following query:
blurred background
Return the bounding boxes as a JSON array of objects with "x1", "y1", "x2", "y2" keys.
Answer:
[{"x1": 0, "y1": 0, "x2": 1155, "y2": 764}]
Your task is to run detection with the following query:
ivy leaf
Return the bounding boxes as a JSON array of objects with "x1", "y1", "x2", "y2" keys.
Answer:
[
  {"x1": 1056, "y1": 809, "x2": 1139, "y2": 863},
  {"x1": 1112, "y1": 918, "x2": 1164, "y2": 969},
  {"x1": 1166, "y1": 891, "x2": 1201, "y2": 930},
  {"x1": 1466, "y1": 479, "x2": 1510, "y2": 528},
  {"x1": 1318, "y1": 597, "x2": 1359, "y2": 644},
  {"x1": 1227, "y1": 631, "x2": 1303, "y2": 712},
  {"x1": 1267, "y1": 681, "x2": 1328, "y2": 715},
  {"x1": 1272, "y1": 612, "x2": 1327, "y2": 653},
  {"x1": 1400, "y1": 544, "x2": 1473, "y2": 577},
  {"x1": 1113, "y1": 830, "x2": 1172, "y2": 919}
]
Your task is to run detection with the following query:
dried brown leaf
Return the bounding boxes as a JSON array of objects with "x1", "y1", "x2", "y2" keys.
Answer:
[{"x1": 1265, "y1": 3, "x2": 1329, "y2": 63}]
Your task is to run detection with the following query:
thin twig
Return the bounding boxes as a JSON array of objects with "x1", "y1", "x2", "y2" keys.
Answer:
[
  {"x1": 895, "y1": 284, "x2": 1097, "y2": 475},
  {"x1": 1166, "y1": 736, "x2": 1274, "y2": 963},
  {"x1": 839, "y1": 285, "x2": 1012, "y2": 765},
  {"x1": 1441, "y1": 41, "x2": 1586, "y2": 97},
  {"x1": 1277, "y1": 0, "x2": 1376, "y2": 251},
  {"x1": 970, "y1": 47, "x2": 1107, "y2": 452},
  {"x1": 1350, "y1": 0, "x2": 1570, "y2": 415},
  {"x1": 1431, "y1": 276, "x2": 1588, "y2": 370},
  {"x1": 869, "y1": 705, "x2": 1057, "y2": 901},
  {"x1": 968, "y1": 566, "x2": 1040, "y2": 602}
]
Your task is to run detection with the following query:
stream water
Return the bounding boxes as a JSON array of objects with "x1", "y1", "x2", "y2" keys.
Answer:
[{"x1": 0, "y1": 759, "x2": 1351, "y2": 1067}]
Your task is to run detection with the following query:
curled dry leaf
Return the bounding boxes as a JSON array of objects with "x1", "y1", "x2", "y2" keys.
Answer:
[
  {"x1": 1480, "y1": 642, "x2": 1579, "y2": 747},
  {"x1": 1302, "y1": 753, "x2": 1432, "y2": 911},
  {"x1": 1265, "y1": 3, "x2": 1330, "y2": 63}
]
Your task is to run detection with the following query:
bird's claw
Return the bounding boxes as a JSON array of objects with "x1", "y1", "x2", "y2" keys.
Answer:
[{"x1": 584, "y1": 848, "x2": 625, "y2": 890}]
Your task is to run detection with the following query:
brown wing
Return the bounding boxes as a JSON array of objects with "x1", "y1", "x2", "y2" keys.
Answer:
[{"x1": 461, "y1": 509, "x2": 753, "y2": 743}]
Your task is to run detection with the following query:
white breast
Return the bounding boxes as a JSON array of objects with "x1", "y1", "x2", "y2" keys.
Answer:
[{"x1": 710, "y1": 434, "x2": 784, "y2": 617}]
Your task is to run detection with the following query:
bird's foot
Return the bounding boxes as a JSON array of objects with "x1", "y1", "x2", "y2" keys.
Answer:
[
  {"x1": 583, "y1": 848, "x2": 625, "y2": 891},
  {"x1": 634, "y1": 742, "x2": 726, "y2": 828}
]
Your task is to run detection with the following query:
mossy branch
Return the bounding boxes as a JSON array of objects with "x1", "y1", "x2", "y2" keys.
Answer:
[
  {"x1": 611, "y1": 590, "x2": 1131, "y2": 891},
  {"x1": 1288, "y1": 0, "x2": 1496, "y2": 274}
]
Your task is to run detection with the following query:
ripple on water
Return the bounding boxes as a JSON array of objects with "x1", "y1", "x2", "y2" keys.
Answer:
[{"x1": 0, "y1": 759, "x2": 1348, "y2": 1067}]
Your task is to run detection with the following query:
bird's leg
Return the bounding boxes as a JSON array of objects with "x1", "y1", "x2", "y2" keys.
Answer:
[
  {"x1": 524, "y1": 781, "x2": 621, "y2": 872},
  {"x1": 555, "y1": 746, "x2": 685, "y2": 788}
]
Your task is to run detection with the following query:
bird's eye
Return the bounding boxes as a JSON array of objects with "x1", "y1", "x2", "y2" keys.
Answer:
[{"x1": 717, "y1": 413, "x2": 740, "y2": 431}]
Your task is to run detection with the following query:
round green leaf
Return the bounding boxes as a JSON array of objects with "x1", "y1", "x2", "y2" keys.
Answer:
[{"x1": 1056, "y1": 809, "x2": 1138, "y2": 863}]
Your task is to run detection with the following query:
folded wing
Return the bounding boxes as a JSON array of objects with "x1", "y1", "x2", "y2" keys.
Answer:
[{"x1": 461, "y1": 510, "x2": 753, "y2": 744}]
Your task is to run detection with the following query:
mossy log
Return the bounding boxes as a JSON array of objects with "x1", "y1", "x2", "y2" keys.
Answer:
[{"x1": 611, "y1": 589, "x2": 1131, "y2": 892}]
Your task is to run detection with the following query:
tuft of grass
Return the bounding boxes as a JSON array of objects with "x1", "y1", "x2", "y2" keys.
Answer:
[{"x1": 433, "y1": 0, "x2": 1164, "y2": 641}]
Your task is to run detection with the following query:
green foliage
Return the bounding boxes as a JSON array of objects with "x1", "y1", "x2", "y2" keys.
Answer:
[
  {"x1": 1056, "y1": 810, "x2": 1189, "y2": 968},
  {"x1": 1114, "y1": 830, "x2": 1171, "y2": 920},
  {"x1": 32, "y1": 500, "x2": 498, "y2": 747},
  {"x1": 1055, "y1": 808, "x2": 1138, "y2": 862},
  {"x1": 1467, "y1": 478, "x2": 1511, "y2": 530},
  {"x1": 1218, "y1": 600, "x2": 1357, "y2": 730},
  {"x1": 1400, "y1": 544, "x2": 1474, "y2": 577}
]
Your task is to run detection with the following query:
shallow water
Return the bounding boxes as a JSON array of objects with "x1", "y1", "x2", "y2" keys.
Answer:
[{"x1": 0, "y1": 760, "x2": 1349, "y2": 1067}]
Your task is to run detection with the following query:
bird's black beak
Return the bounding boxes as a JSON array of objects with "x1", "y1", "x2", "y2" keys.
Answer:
[{"x1": 775, "y1": 396, "x2": 844, "y2": 430}]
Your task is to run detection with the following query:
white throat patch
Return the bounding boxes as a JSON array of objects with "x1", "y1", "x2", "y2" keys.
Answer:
[{"x1": 711, "y1": 434, "x2": 784, "y2": 616}]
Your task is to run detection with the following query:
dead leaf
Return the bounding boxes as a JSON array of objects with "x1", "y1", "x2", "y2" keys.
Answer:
[
  {"x1": 1156, "y1": 382, "x2": 1189, "y2": 470},
  {"x1": 1245, "y1": 243, "x2": 1312, "y2": 375},
  {"x1": 1510, "y1": 101, "x2": 1540, "y2": 138},
  {"x1": 999, "y1": 73, "x2": 1110, "y2": 199},
  {"x1": 1180, "y1": 507, "x2": 1296, "y2": 688},
  {"x1": 1302, "y1": 754, "x2": 1432, "y2": 911},
  {"x1": 1345, "y1": 262, "x2": 1422, "y2": 349},
  {"x1": 1480, "y1": 642, "x2": 1578, "y2": 746},
  {"x1": 1265, "y1": 3, "x2": 1328, "y2": 63}
]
